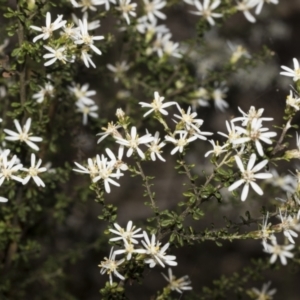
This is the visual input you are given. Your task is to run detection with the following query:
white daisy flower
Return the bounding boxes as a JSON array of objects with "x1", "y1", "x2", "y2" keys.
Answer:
[
  {"x1": 280, "y1": 58, "x2": 300, "y2": 82},
  {"x1": 236, "y1": 0, "x2": 257, "y2": 23},
  {"x1": 136, "y1": 16, "x2": 170, "y2": 35},
  {"x1": 146, "y1": 131, "x2": 166, "y2": 162},
  {"x1": 204, "y1": 140, "x2": 228, "y2": 157},
  {"x1": 139, "y1": 91, "x2": 177, "y2": 117},
  {"x1": 173, "y1": 106, "x2": 204, "y2": 133},
  {"x1": 107, "y1": 61, "x2": 130, "y2": 82},
  {"x1": 75, "y1": 101, "x2": 99, "y2": 125},
  {"x1": 32, "y1": 81, "x2": 54, "y2": 103},
  {"x1": 264, "y1": 239, "x2": 294, "y2": 265},
  {"x1": 141, "y1": 231, "x2": 177, "y2": 268},
  {"x1": 143, "y1": 0, "x2": 166, "y2": 23},
  {"x1": 232, "y1": 118, "x2": 277, "y2": 157},
  {"x1": 190, "y1": 0, "x2": 222, "y2": 26},
  {"x1": 93, "y1": 154, "x2": 123, "y2": 193},
  {"x1": 114, "y1": 239, "x2": 146, "y2": 260},
  {"x1": 232, "y1": 106, "x2": 273, "y2": 126},
  {"x1": 0, "y1": 154, "x2": 23, "y2": 186},
  {"x1": 212, "y1": 83, "x2": 229, "y2": 111},
  {"x1": 22, "y1": 153, "x2": 47, "y2": 187},
  {"x1": 75, "y1": 17, "x2": 104, "y2": 55},
  {"x1": 228, "y1": 153, "x2": 272, "y2": 201},
  {"x1": 165, "y1": 131, "x2": 197, "y2": 155},
  {"x1": 99, "y1": 247, "x2": 125, "y2": 285},
  {"x1": 70, "y1": 0, "x2": 105, "y2": 11},
  {"x1": 115, "y1": 126, "x2": 154, "y2": 159},
  {"x1": 109, "y1": 220, "x2": 143, "y2": 244},
  {"x1": 162, "y1": 268, "x2": 192, "y2": 294},
  {"x1": 4, "y1": 118, "x2": 43, "y2": 151},
  {"x1": 278, "y1": 209, "x2": 299, "y2": 244},
  {"x1": 71, "y1": 12, "x2": 101, "y2": 31},
  {"x1": 96, "y1": 122, "x2": 122, "y2": 144},
  {"x1": 218, "y1": 120, "x2": 242, "y2": 146},
  {"x1": 73, "y1": 157, "x2": 99, "y2": 179},
  {"x1": 258, "y1": 212, "x2": 276, "y2": 250},
  {"x1": 68, "y1": 83, "x2": 96, "y2": 105},
  {"x1": 105, "y1": 147, "x2": 128, "y2": 179},
  {"x1": 116, "y1": 0, "x2": 137, "y2": 25},
  {"x1": 30, "y1": 12, "x2": 66, "y2": 42},
  {"x1": 43, "y1": 46, "x2": 70, "y2": 67},
  {"x1": 286, "y1": 90, "x2": 300, "y2": 111},
  {"x1": 250, "y1": 281, "x2": 276, "y2": 300}
]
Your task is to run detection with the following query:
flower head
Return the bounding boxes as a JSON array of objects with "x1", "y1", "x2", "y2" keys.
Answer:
[
  {"x1": 162, "y1": 268, "x2": 192, "y2": 294},
  {"x1": 43, "y1": 46, "x2": 71, "y2": 66},
  {"x1": 75, "y1": 100, "x2": 98, "y2": 125},
  {"x1": 204, "y1": 140, "x2": 228, "y2": 157},
  {"x1": 115, "y1": 126, "x2": 153, "y2": 159},
  {"x1": 143, "y1": 0, "x2": 166, "y2": 22},
  {"x1": 146, "y1": 131, "x2": 166, "y2": 162},
  {"x1": 228, "y1": 153, "x2": 272, "y2": 201},
  {"x1": 165, "y1": 131, "x2": 197, "y2": 155},
  {"x1": 30, "y1": 12, "x2": 66, "y2": 42},
  {"x1": 68, "y1": 83, "x2": 96, "y2": 105},
  {"x1": 33, "y1": 81, "x2": 54, "y2": 103},
  {"x1": 4, "y1": 118, "x2": 43, "y2": 151},
  {"x1": 97, "y1": 122, "x2": 122, "y2": 144},
  {"x1": 71, "y1": 0, "x2": 105, "y2": 11},
  {"x1": 278, "y1": 209, "x2": 300, "y2": 244},
  {"x1": 236, "y1": 0, "x2": 257, "y2": 23},
  {"x1": 92, "y1": 154, "x2": 123, "y2": 193},
  {"x1": 232, "y1": 106, "x2": 273, "y2": 126},
  {"x1": 99, "y1": 247, "x2": 125, "y2": 285},
  {"x1": 212, "y1": 82, "x2": 228, "y2": 111},
  {"x1": 190, "y1": 0, "x2": 222, "y2": 26},
  {"x1": 22, "y1": 153, "x2": 47, "y2": 187},
  {"x1": 264, "y1": 239, "x2": 294, "y2": 265},
  {"x1": 141, "y1": 231, "x2": 177, "y2": 268},
  {"x1": 107, "y1": 61, "x2": 130, "y2": 82},
  {"x1": 232, "y1": 118, "x2": 277, "y2": 157},
  {"x1": 109, "y1": 220, "x2": 143, "y2": 244},
  {"x1": 286, "y1": 90, "x2": 300, "y2": 111},
  {"x1": 250, "y1": 281, "x2": 276, "y2": 300},
  {"x1": 280, "y1": 58, "x2": 300, "y2": 82},
  {"x1": 173, "y1": 106, "x2": 204, "y2": 133},
  {"x1": 116, "y1": 0, "x2": 137, "y2": 25},
  {"x1": 139, "y1": 91, "x2": 176, "y2": 117},
  {"x1": 75, "y1": 17, "x2": 104, "y2": 55},
  {"x1": 0, "y1": 154, "x2": 23, "y2": 186}
]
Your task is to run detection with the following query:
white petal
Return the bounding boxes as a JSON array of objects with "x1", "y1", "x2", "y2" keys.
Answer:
[{"x1": 241, "y1": 183, "x2": 249, "y2": 201}]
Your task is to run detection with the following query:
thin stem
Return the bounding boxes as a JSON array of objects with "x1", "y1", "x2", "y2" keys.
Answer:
[
  {"x1": 135, "y1": 161, "x2": 157, "y2": 209},
  {"x1": 16, "y1": 2, "x2": 26, "y2": 107},
  {"x1": 271, "y1": 118, "x2": 292, "y2": 156},
  {"x1": 160, "y1": 151, "x2": 232, "y2": 239}
]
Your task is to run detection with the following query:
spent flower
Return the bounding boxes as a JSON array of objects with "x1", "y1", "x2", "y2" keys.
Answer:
[
  {"x1": 162, "y1": 268, "x2": 192, "y2": 294},
  {"x1": 99, "y1": 247, "x2": 125, "y2": 285}
]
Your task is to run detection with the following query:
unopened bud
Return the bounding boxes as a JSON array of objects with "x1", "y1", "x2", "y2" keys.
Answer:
[
  {"x1": 284, "y1": 149, "x2": 300, "y2": 160},
  {"x1": 116, "y1": 108, "x2": 125, "y2": 121}
]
